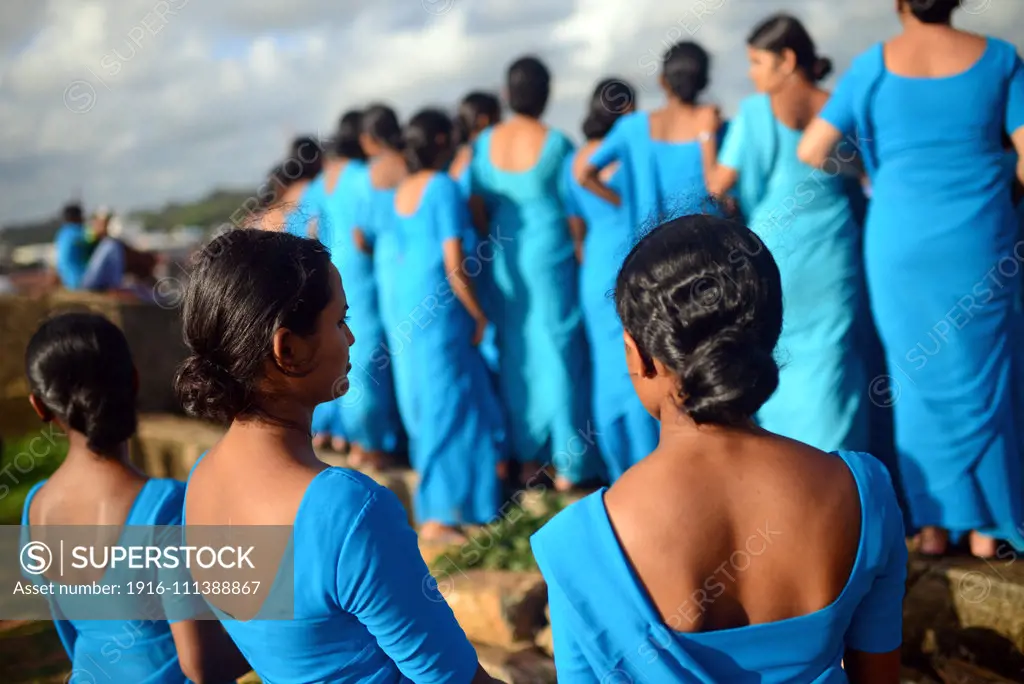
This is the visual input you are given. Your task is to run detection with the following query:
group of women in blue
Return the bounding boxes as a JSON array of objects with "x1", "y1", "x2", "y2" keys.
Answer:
[{"x1": 21, "y1": 2, "x2": 1024, "y2": 682}]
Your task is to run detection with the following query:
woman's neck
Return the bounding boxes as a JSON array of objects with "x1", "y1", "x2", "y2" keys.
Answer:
[
  {"x1": 226, "y1": 415, "x2": 321, "y2": 469},
  {"x1": 60, "y1": 430, "x2": 133, "y2": 469}
]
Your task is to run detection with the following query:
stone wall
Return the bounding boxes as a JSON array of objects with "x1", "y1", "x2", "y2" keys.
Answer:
[{"x1": 0, "y1": 292, "x2": 188, "y2": 436}]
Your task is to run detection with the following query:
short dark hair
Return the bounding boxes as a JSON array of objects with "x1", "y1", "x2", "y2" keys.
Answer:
[
  {"x1": 615, "y1": 214, "x2": 783, "y2": 426},
  {"x1": 175, "y1": 230, "x2": 334, "y2": 425},
  {"x1": 26, "y1": 312, "x2": 137, "y2": 455},
  {"x1": 582, "y1": 78, "x2": 635, "y2": 140},
  {"x1": 903, "y1": 0, "x2": 958, "y2": 24},
  {"x1": 506, "y1": 56, "x2": 551, "y2": 118},
  {"x1": 361, "y1": 104, "x2": 404, "y2": 150},
  {"x1": 404, "y1": 108, "x2": 454, "y2": 173},
  {"x1": 334, "y1": 110, "x2": 367, "y2": 160},
  {"x1": 748, "y1": 13, "x2": 832, "y2": 83},
  {"x1": 62, "y1": 203, "x2": 84, "y2": 225},
  {"x1": 454, "y1": 92, "x2": 501, "y2": 145},
  {"x1": 662, "y1": 41, "x2": 710, "y2": 104}
]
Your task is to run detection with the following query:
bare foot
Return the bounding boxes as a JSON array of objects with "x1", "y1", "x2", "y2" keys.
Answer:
[
  {"x1": 969, "y1": 530, "x2": 998, "y2": 559},
  {"x1": 312, "y1": 434, "x2": 330, "y2": 450},
  {"x1": 419, "y1": 521, "x2": 468, "y2": 545},
  {"x1": 330, "y1": 436, "x2": 349, "y2": 453},
  {"x1": 519, "y1": 460, "x2": 544, "y2": 486},
  {"x1": 916, "y1": 526, "x2": 949, "y2": 556},
  {"x1": 554, "y1": 476, "x2": 573, "y2": 493},
  {"x1": 496, "y1": 460, "x2": 510, "y2": 481}
]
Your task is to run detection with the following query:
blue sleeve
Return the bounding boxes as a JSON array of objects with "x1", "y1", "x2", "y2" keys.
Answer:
[
  {"x1": 561, "y1": 155, "x2": 581, "y2": 219},
  {"x1": 54, "y1": 229, "x2": 86, "y2": 289},
  {"x1": 718, "y1": 106, "x2": 747, "y2": 171},
  {"x1": 820, "y1": 69, "x2": 859, "y2": 136},
  {"x1": 844, "y1": 475, "x2": 908, "y2": 653},
  {"x1": 1007, "y1": 52, "x2": 1024, "y2": 135},
  {"x1": 432, "y1": 177, "x2": 469, "y2": 244},
  {"x1": 546, "y1": 577, "x2": 597, "y2": 682},
  {"x1": 336, "y1": 487, "x2": 479, "y2": 683},
  {"x1": 589, "y1": 116, "x2": 631, "y2": 170}
]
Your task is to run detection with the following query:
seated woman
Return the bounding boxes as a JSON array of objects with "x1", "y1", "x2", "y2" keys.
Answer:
[
  {"x1": 21, "y1": 312, "x2": 250, "y2": 683},
  {"x1": 176, "y1": 229, "x2": 501, "y2": 683},
  {"x1": 531, "y1": 215, "x2": 906, "y2": 684}
]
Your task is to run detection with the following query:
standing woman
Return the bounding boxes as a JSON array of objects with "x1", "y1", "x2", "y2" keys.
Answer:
[
  {"x1": 563, "y1": 78, "x2": 659, "y2": 483},
  {"x1": 450, "y1": 92, "x2": 503, "y2": 377},
  {"x1": 349, "y1": 103, "x2": 409, "y2": 469},
  {"x1": 579, "y1": 41, "x2": 725, "y2": 233},
  {"x1": 177, "y1": 230, "x2": 503, "y2": 683},
  {"x1": 310, "y1": 111, "x2": 372, "y2": 455},
  {"x1": 470, "y1": 56, "x2": 599, "y2": 489},
  {"x1": 699, "y1": 13, "x2": 870, "y2": 454},
  {"x1": 799, "y1": 0, "x2": 1024, "y2": 557},
  {"x1": 22, "y1": 312, "x2": 250, "y2": 684},
  {"x1": 384, "y1": 109, "x2": 505, "y2": 541}
]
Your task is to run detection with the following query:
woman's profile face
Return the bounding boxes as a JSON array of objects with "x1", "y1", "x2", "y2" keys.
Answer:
[
  {"x1": 747, "y1": 46, "x2": 787, "y2": 94},
  {"x1": 308, "y1": 265, "x2": 355, "y2": 405}
]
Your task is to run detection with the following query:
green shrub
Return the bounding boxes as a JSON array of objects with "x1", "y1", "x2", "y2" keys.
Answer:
[
  {"x1": 430, "y1": 490, "x2": 571, "y2": 576},
  {"x1": 0, "y1": 429, "x2": 69, "y2": 525}
]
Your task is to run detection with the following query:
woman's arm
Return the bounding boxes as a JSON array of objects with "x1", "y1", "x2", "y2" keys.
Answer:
[
  {"x1": 695, "y1": 106, "x2": 739, "y2": 197},
  {"x1": 443, "y1": 238, "x2": 488, "y2": 345},
  {"x1": 468, "y1": 195, "x2": 489, "y2": 238},
  {"x1": 797, "y1": 118, "x2": 846, "y2": 170},
  {"x1": 170, "y1": 620, "x2": 252, "y2": 683},
  {"x1": 578, "y1": 164, "x2": 622, "y2": 207},
  {"x1": 353, "y1": 227, "x2": 372, "y2": 255}
]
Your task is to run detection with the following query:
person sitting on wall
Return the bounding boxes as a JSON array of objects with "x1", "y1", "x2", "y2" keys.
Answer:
[{"x1": 53, "y1": 203, "x2": 161, "y2": 300}]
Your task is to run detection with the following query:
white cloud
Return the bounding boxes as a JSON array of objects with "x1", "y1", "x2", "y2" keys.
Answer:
[{"x1": 0, "y1": 0, "x2": 1021, "y2": 224}]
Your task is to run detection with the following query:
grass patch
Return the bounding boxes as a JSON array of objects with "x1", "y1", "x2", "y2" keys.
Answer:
[
  {"x1": 0, "y1": 430, "x2": 69, "y2": 525},
  {"x1": 430, "y1": 490, "x2": 571, "y2": 576}
]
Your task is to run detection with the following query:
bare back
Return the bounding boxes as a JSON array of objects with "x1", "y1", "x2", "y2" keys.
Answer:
[
  {"x1": 885, "y1": 28, "x2": 987, "y2": 78},
  {"x1": 603, "y1": 431, "x2": 862, "y2": 634},
  {"x1": 29, "y1": 461, "x2": 146, "y2": 528},
  {"x1": 488, "y1": 118, "x2": 550, "y2": 172},
  {"x1": 394, "y1": 172, "x2": 433, "y2": 217},
  {"x1": 322, "y1": 158, "x2": 348, "y2": 195},
  {"x1": 649, "y1": 105, "x2": 718, "y2": 143},
  {"x1": 184, "y1": 431, "x2": 325, "y2": 530}
]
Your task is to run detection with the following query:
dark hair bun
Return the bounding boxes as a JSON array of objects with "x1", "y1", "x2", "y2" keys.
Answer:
[
  {"x1": 812, "y1": 56, "x2": 833, "y2": 82},
  {"x1": 174, "y1": 355, "x2": 248, "y2": 426},
  {"x1": 615, "y1": 214, "x2": 784, "y2": 427},
  {"x1": 681, "y1": 328, "x2": 779, "y2": 425}
]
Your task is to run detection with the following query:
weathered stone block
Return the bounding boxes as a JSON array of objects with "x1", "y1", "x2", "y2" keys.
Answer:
[
  {"x1": 475, "y1": 643, "x2": 557, "y2": 684},
  {"x1": 441, "y1": 570, "x2": 547, "y2": 648}
]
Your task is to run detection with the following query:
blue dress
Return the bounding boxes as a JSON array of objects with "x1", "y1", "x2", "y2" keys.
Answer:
[
  {"x1": 21, "y1": 479, "x2": 201, "y2": 684},
  {"x1": 718, "y1": 94, "x2": 870, "y2": 453},
  {"x1": 184, "y1": 459, "x2": 479, "y2": 683},
  {"x1": 323, "y1": 164, "x2": 405, "y2": 455},
  {"x1": 589, "y1": 112, "x2": 726, "y2": 236},
  {"x1": 375, "y1": 173, "x2": 505, "y2": 524},
  {"x1": 821, "y1": 37, "x2": 1024, "y2": 546},
  {"x1": 531, "y1": 450, "x2": 907, "y2": 683},
  {"x1": 308, "y1": 161, "x2": 376, "y2": 445},
  {"x1": 470, "y1": 128, "x2": 600, "y2": 483},
  {"x1": 452, "y1": 144, "x2": 501, "y2": 378},
  {"x1": 54, "y1": 222, "x2": 90, "y2": 289},
  {"x1": 562, "y1": 151, "x2": 659, "y2": 482}
]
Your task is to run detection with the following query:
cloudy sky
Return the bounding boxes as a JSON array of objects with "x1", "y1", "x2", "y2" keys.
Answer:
[{"x1": 0, "y1": 0, "x2": 1020, "y2": 225}]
